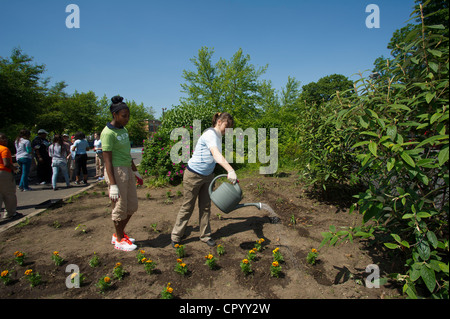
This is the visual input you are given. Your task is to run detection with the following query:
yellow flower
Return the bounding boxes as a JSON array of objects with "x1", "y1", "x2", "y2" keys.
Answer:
[
  {"x1": 140, "y1": 250, "x2": 145, "y2": 254},
  {"x1": 146, "y1": 259, "x2": 153, "y2": 263},
  {"x1": 104, "y1": 277, "x2": 111, "y2": 283},
  {"x1": 115, "y1": 262, "x2": 122, "y2": 267},
  {"x1": 167, "y1": 287, "x2": 174, "y2": 293},
  {"x1": 177, "y1": 258, "x2": 182, "y2": 263},
  {"x1": 242, "y1": 259, "x2": 249, "y2": 264},
  {"x1": 180, "y1": 263, "x2": 186, "y2": 268},
  {"x1": 207, "y1": 254, "x2": 213, "y2": 260},
  {"x1": 1, "y1": 270, "x2": 9, "y2": 277},
  {"x1": 174, "y1": 244, "x2": 179, "y2": 248},
  {"x1": 272, "y1": 261, "x2": 279, "y2": 267},
  {"x1": 14, "y1": 251, "x2": 23, "y2": 257},
  {"x1": 167, "y1": 282, "x2": 171, "y2": 286},
  {"x1": 273, "y1": 248, "x2": 279, "y2": 253},
  {"x1": 249, "y1": 250, "x2": 255, "y2": 254},
  {"x1": 218, "y1": 244, "x2": 222, "y2": 248},
  {"x1": 24, "y1": 269, "x2": 33, "y2": 276},
  {"x1": 252, "y1": 248, "x2": 257, "y2": 252},
  {"x1": 141, "y1": 257, "x2": 147, "y2": 263},
  {"x1": 260, "y1": 238, "x2": 264, "y2": 242},
  {"x1": 53, "y1": 251, "x2": 59, "y2": 256},
  {"x1": 311, "y1": 248, "x2": 318, "y2": 253}
]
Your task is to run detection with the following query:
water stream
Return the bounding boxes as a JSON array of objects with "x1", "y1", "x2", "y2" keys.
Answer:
[{"x1": 260, "y1": 202, "x2": 281, "y2": 224}]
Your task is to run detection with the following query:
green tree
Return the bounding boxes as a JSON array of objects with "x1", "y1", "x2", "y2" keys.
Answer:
[{"x1": 299, "y1": 74, "x2": 354, "y2": 106}]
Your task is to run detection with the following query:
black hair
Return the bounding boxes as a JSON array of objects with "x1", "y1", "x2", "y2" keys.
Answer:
[{"x1": 110, "y1": 95, "x2": 129, "y2": 115}]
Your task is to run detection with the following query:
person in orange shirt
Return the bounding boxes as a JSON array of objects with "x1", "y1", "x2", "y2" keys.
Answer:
[{"x1": 0, "y1": 133, "x2": 21, "y2": 220}]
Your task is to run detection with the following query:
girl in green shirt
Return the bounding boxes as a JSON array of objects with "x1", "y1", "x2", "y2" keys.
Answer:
[{"x1": 101, "y1": 96, "x2": 143, "y2": 251}]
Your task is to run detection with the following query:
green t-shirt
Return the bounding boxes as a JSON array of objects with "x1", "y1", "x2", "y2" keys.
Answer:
[{"x1": 100, "y1": 123, "x2": 132, "y2": 167}]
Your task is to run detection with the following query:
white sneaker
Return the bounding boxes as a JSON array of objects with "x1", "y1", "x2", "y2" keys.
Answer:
[
  {"x1": 111, "y1": 233, "x2": 135, "y2": 244},
  {"x1": 114, "y1": 237, "x2": 137, "y2": 251}
]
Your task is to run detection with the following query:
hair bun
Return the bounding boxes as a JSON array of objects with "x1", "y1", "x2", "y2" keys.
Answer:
[{"x1": 111, "y1": 96, "x2": 124, "y2": 104}]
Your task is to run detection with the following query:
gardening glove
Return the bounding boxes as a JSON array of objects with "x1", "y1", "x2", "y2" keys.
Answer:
[
  {"x1": 134, "y1": 171, "x2": 144, "y2": 186},
  {"x1": 109, "y1": 184, "x2": 120, "y2": 202},
  {"x1": 227, "y1": 170, "x2": 237, "y2": 184}
]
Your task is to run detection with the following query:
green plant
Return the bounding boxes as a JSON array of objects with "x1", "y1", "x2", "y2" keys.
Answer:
[
  {"x1": 113, "y1": 262, "x2": 126, "y2": 280},
  {"x1": 142, "y1": 258, "x2": 156, "y2": 274},
  {"x1": 204, "y1": 254, "x2": 217, "y2": 270},
  {"x1": 51, "y1": 251, "x2": 64, "y2": 266},
  {"x1": 174, "y1": 259, "x2": 188, "y2": 276},
  {"x1": 272, "y1": 247, "x2": 284, "y2": 263},
  {"x1": 161, "y1": 282, "x2": 174, "y2": 299},
  {"x1": 14, "y1": 251, "x2": 26, "y2": 266},
  {"x1": 254, "y1": 238, "x2": 265, "y2": 252},
  {"x1": 1, "y1": 270, "x2": 12, "y2": 286},
  {"x1": 319, "y1": 4, "x2": 449, "y2": 298},
  {"x1": 136, "y1": 249, "x2": 146, "y2": 263},
  {"x1": 270, "y1": 261, "x2": 282, "y2": 278},
  {"x1": 240, "y1": 258, "x2": 252, "y2": 275},
  {"x1": 75, "y1": 224, "x2": 87, "y2": 234},
  {"x1": 247, "y1": 248, "x2": 257, "y2": 261},
  {"x1": 89, "y1": 252, "x2": 101, "y2": 268},
  {"x1": 174, "y1": 244, "x2": 186, "y2": 258},
  {"x1": 217, "y1": 244, "x2": 226, "y2": 256},
  {"x1": 306, "y1": 248, "x2": 319, "y2": 265},
  {"x1": 24, "y1": 269, "x2": 41, "y2": 287},
  {"x1": 96, "y1": 276, "x2": 111, "y2": 293}
]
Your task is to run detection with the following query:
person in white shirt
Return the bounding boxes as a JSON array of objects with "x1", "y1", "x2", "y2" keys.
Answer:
[
  {"x1": 171, "y1": 112, "x2": 237, "y2": 248},
  {"x1": 93, "y1": 132, "x2": 104, "y2": 180}
]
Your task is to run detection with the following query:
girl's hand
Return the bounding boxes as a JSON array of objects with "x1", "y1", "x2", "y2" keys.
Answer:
[
  {"x1": 227, "y1": 170, "x2": 237, "y2": 184},
  {"x1": 109, "y1": 184, "x2": 120, "y2": 202}
]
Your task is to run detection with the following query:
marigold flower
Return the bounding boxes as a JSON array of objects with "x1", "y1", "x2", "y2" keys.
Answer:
[
  {"x1": 14, "y1": 251, "x2": 23, "y2": 257},
  {"x1": 140, "y1": 250, "x2": 145, "y2": 254},
  {"x1": 1, "y1": 270, "x2": 9, "y2": 277},
  {"x1": 311, "y1": 248, "x2": 317, "y2": 253},
  {"x1": 53, "y1": 251, "x2": 59, "y2": 255},
  {"x1": 167, "y1": 287, "x2": 174, "y2": 293},
  {"x1": 141, "y1": 257, "x2": 147, "y2": 263},
  {"x1": 146, "y1": 259, "x2": 153, "y2": 263},
  {"x1": 115, "y1": 262, "x2": 122, "y2": 267},
  {"x1": 174, "y1": 244, "x2": 179, "y2": 248},
  {"x1": 252, "y1": 248, "x2": 257, "y2": 252},
  {"x1": 272, "y1": 261, "x2": 279, "y2": 267},
  {"x1": 207, "y1": 254, "x2": 213, "y2": 260},
  {"x1": 24, "y1": 269, "x2": 33, "y2": 276},
  {"x1": 242, "y1": 259, "x2": 249, "y2": 264},
  {"x1": 177, "y1": 258, "x2": 182, "y2": 263},
  {"x1": 104, "y1": 277, "x2": 111, "y2": 283},
  {"x1": 180, "y1": 263, "x2": 186, "y2": 268},
  {"x1": 273, "y1": 248, "x2": 279, "y2": 253}
]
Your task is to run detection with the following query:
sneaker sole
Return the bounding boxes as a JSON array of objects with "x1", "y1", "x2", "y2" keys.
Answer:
[{"x1": 114, "y1": 244, "x2": 137, "y2": 251}]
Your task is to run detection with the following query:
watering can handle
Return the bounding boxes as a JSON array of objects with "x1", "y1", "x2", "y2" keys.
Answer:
[{"x1": 208, "y1": 174, "x2": 240, "y2": 197}]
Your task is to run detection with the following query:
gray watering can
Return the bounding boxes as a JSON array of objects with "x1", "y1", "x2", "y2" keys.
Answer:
[{"x1": 208, "y1": 174, "x2": 262, "y2": 214}]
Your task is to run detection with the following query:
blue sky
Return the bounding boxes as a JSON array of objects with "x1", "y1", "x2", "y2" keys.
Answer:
[{"x1": 1, "y1": 0, "x2": 416, "y2": 119}]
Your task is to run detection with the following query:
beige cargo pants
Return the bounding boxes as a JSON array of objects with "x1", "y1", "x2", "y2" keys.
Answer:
[{"x1": 171, "y1": 169, "x2": 214, "y2": 243}]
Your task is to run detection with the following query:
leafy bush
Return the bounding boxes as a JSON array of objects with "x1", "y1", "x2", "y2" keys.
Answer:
[{"x1": 320, "y1": 4, "x2": 449, "y2": 298}]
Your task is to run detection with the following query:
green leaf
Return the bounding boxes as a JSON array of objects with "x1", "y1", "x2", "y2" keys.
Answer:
[
  {"x1": 438, "y1": 145, "x2": 449, "y2": 166},
  {"x1": 387, "y1": 157, "x2": 395, "y2": 172},
  {"x1": 368, "y1": 140, "x2": 377, "y2": 157},
  {"x1": 384, "y1": 243, "x2": 399, "y2": 249},
  {"x1": 417, "y1": 239, "x2": 430, "y2": 261},
  {"x1": 426, "y1": 231, "x2": 438, "y2": 249},
  {"x1": 425, "y1": 92, "x2": 435, "y2": 104},
  {"x1": 420, "y1": 265, "x2": 436, "y2": 293},
  {"x1": 402, "y1": 213, "x2": 414, "y2": 219},
  {"x1": 401, "y1": 151, "x2": 415, "y2": 167},
  {"x1": 386, "y1": 125, "x2": 397, "y2": 140}
]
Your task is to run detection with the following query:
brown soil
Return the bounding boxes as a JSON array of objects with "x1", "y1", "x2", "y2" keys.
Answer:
[{"x1": 0, "y1": 171, "x2": 402, "y2": 299}]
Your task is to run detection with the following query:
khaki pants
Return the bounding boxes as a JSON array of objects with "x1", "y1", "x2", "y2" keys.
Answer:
[
  {"x1": 95, "y1": 152, "x2": 104, "y2": 177},
  {"x1": 171, "y1": 169, "x2": 214, "y2": 243},
  {"x1": 105, "y1": 166, "x2": 138, "y2": 222},
  {"x1": 0, "y1": 171, "x2": 17, "y2": 218}
]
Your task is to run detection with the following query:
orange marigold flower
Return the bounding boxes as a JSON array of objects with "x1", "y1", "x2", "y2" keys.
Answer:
[
  {"x1": 180, "y1": 263, "x2": 186, "y2": 268},
  {"x1": 311, "y1": 248, "x2": 317, "y2": 253},
  {"x1": 167, "y1": 287, "x2": 174, "y2": 293},
  {"x1": 24, "y1": 269, "x2": 33, "y2": 276},
  {"x1": 272, "y1": 261, "x2": 279, "y2": 267},
  {"x1": 174, "y1": 244, "x2": 179, "y2": 248},
  {"x1": 53, "y1": 251, "x2": 59, "y2": 255},
  {"x1": 140, "y1": 250, "x2": 145, "y2": 254},
  {"x1": 115, "y1": 262, "x2": 122, "y2": 267},
  {"x1": 207, "y1": 254, "x2": 213, "y2": 260},
  {"x1": 242, "y1": 259, "x2": 249, "y2": 264},
  {"x1": 141, "y1": 257, "x2": 147, "y2": 263},
  {"x1": 146, "y1": 259, "x2": 153, "y2": 263},
  {"x1": 1, "y1": 270, "x2": 9, "y2": 277},
  {"x1": 104, "y1": 277, "x2": 111, "y2": 283},
  {"x1": 177, "y1": 258, "x2": 182, "y2": 263}
]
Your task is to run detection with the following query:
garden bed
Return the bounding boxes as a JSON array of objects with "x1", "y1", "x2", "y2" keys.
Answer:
[{"x1": 0, "y1": 172, "x2": 401, "y2": 299}]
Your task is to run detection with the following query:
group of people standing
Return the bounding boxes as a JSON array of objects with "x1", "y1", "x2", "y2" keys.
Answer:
[{"x1": 0, "y1": 128, "x2": 105, "y2": 221}]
